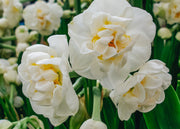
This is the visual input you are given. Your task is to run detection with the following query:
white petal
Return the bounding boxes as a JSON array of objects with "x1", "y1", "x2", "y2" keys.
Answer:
[
  {"x1": 48, "y1": 35, "x2": 69, "y2": 58},
  {"x1": 117, "y1": 98, "x2": 137, "y2": 121}
]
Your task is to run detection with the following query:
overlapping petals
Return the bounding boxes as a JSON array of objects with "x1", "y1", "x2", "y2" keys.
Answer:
[
  {"x1": 110, "y1": 60, "x2": 172, "y2": 120},
  {"x1": 18, "y1": 35, "x2": 79, "y2": 126},
  {"x1": 69, "y1": 0, "x2": 156, "y2": 89},
  {"x1": 23, "y1": 0, "x2": 63, "y2": 35},
  {"x1": 2, "y1": 0, "x2": 22, "y2": 28}
]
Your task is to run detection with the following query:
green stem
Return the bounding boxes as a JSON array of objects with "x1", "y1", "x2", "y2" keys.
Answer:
[
  {"x1": 0, "y1": 36, "x2": 16, "y2": 42},
  {"x1": 20, "y1": 0, "x2": 35, "y2": 3},
  {"x1": 9, "y1": 83, "x2": 15, "y2": 105},
  {"x1": 63, "y1": 0, "x2": 70, "y2": 9},
  {"x1": 92, "y1": 87, "x2": 101, "y2": 121},
  {"x1": 88, "y1": 80, "x2": 93, "y2": 116},
  {"x1": 73, "y1": 77, "x2": 84, "y2": 93},
  {"x1": 83, "y1": 78, "x2": 89, "y2": 114},
  {"x1": 0, "y1": 43, "x2": 16, "y2": 51}
]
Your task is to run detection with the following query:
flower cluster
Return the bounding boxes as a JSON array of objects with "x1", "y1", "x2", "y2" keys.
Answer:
[
  {"x1": 153, "y1": 0, "x2": 180, "y2": 40},
  {"x1": 0, "y1": 0, "x2": 174, "y2": 129}
]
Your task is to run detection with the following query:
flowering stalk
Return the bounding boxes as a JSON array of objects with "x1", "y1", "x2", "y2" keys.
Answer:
[
  {"x1": 9, "y1": 83, "x2": 16, "y2": 105},
  {"x1": 92, "y1": 87, "x2": 101, "y2": 121},
  {"x1": 73, "y1": 77, "x2": 84, "y2": 94},
  {"x1": 0, "y1": 44, "x2": 16, "y2": 52},
  {"x1": 0, "y1": 36, "x2": 16, "y2": 42}
]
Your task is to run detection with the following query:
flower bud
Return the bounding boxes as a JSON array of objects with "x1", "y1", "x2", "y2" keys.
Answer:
[
  {"x1": 14, "y1": 96, "x2": 24, "y2": 108},
  {"x1": 0, "y1": 120, "x2": 12, "y2": 129},
  {"x1": 63, "y1": 10, "x2": 72, "y2": 19},
  {"x1": 8, "y1": 57, "x2": 17, "y2": 65},
  {"x1": 158, "y1": 27, "x2": 172, "y2": 39},
  {"x1": 0, "y1": 18, "x2": 8, "y2": 28},
  {"x1": 3, "y1": 70, "x2": 18, "y2": 84},
  {"x1": 80, "y1": 119, "x2": 107, "y2": 129},
  {"x1": 27, "y1": 31, "x2": 39, "y2": 42},
  {"x1": 175, "y1": 32, "x2": 180, "y2": 41},
  {"x1": 16, "y1": 43, "x2": 29, "y2": 57},
  {"x1": 15, "y1": 25, "x2": 29, "y2": 42}
]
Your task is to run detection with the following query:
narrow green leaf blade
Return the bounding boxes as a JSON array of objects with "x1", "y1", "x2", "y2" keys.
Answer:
[{"x1": 144, "y1": 86, "x2": 180, "y2": 129}]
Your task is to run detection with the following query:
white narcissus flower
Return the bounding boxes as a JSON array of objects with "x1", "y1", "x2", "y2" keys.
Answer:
[
  {"x1": 18, "y1": 35, "x2": 79, "y2": 126},
  {"x1": 15, "y1": 25, "x2": 29, "y2": 42},
  {"x1": 0, "y1": 59, "x2": 10, "y2": 74},
  {"x1": 3, "y1": 69, "x2": 18, "y2": 84},
  {"x1": 110, "y1": 60, "x2": 172, "y2": 121},
  {"x1": 2, "y1": 0, "x2": 23, "y2": 28},
  {"x1": 69, "y1": 0, "x2": 156, "y2": 89},
  {"x1": 23, "y1": 1, "x2": 63, "y2": 35},
  {"x1": 165, "y1": 0, "x2": 180, "y2": 24},
  {"x1": 80, "y1": 119, "x2": 107, "y2": 129}
]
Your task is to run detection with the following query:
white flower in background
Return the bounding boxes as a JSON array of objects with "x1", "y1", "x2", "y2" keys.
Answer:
[
  {"x1": 8, "y1": 57, "x2": 17, "y2": 65},
  {"x1": 23, "y1": 0, "x2": 63, "y2": 35},
  {"x1": 80, "y1": 119, "x2": 107, "y2": 129},
  {"x1": 165, "y1": 0, "x2": 180, "y2": 24},
  {"x1": 18, "y1": 35, "x2": 79, "y2": 126},
  {"x1": 110, "y1": 60, "x2": 172, "y2": 121},
  {"x1": 0, "y1": 59, "x2": 20, "y2": 85},
  {"x1": 3, "y1": 69, "x2": 20, "y2": 84},
  {"x1": 0, "y1": 119, "x2": 12, "y2": 129},
  {"x1": 2, "y1": 0, "x2": 23, "y2": 28},
  {"x1": 16, "y1": 43, "x2": 30, "y2": 57},
  {"x1": 153, "y1": 2, "x2": 169, "y2": 18},
  {"x1": 0, "y1": 59, "x2": 10, "y2": 74},
  {"x1": 15, "y1": 25, "x2": 29, "y2": 42},
  {"x1": 69, "y1": 0, "x2": 156, "y2": 89}
]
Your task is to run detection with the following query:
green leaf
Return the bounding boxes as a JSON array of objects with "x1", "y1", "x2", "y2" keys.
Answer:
[
  {"x1": 143, "y1": 86, "x2": 180, "y2": 129},
  {"x1": 124, "y1": 117, "x2": 135, "y2": 129},
  {"x1": 101, "y1": 97, "x2": 121, "y2": 129},
  {"x1": 176, "y1": 80, "x2": 180, "y2": 99},
  {"x1": 0, "y1": 74, "x2": 6, "y2": 95}
]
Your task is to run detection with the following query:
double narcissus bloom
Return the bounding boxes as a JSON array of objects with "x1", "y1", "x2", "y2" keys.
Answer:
[
  {"x1": 110, "y1": 60, "x2": 172, "y2": 120},
  {"x1": 23, "y1": 0, "x2": 63, "y2": 35},
  {"x1": 2, "y1": 0, "x2": 22, "y2": 28},
  {"x1": 18, "y1": 35, "x2": 79, "y2": 126},
  {"x1": 166, "y1": 0, "x2": 180, "y2": 24},
  {"x1": 69, "y1": 0, "x2": 156, "y2": 89}
]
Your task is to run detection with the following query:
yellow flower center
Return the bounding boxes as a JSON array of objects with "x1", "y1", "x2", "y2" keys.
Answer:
[
  {"x1": 32, "y1": 63, "x2": 63, "y2": 86},
  {"x1": 92, "y1": 19, "x2": 131, "y2": 61}
]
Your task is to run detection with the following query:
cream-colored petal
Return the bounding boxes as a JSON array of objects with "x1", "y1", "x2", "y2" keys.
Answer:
[
  {"x1": 117, "y1": 98, "x2": 137, "y2": 121},
  {"x1": 48, "y1": 35, "x2": 69, "y2": 58}
]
